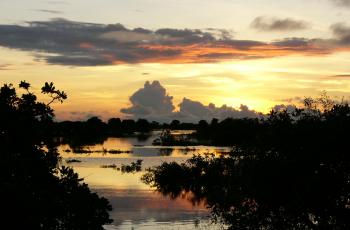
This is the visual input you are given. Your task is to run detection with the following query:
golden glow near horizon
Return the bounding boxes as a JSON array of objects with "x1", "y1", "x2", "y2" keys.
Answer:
[
  {"x1": 1, "y1": 46, "x2": 350, "y2": 120},
  {"x1": 1, "y1": 0, "x2": 350, "y2": 121}
]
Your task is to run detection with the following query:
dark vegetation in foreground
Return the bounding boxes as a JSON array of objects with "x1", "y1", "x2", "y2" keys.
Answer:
[
  {"x1": 3, "y1": 80, "x2": 349, "y2": 229},
  {"x1": 142, "y1": 96, "x2": 350, "y2": 229},
  {"x1": 0, "y1": 82, "x2": 111, "y2": 229}
]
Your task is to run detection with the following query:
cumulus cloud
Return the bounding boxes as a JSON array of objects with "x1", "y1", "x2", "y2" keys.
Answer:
[
  {"x1": 121, "y1": 81, "x2": 261, "y2": 122},
  {"x1": 272, "y1": 104, "x2": 298, "y2": 113},
  {"x1": 121, "y1": 81, "x2": 175, "y2": 117},
  {"x1": 251, "y1": 16, "x2": 310, "y2": 31},
  {"x1": 178, "y1": 98, "x2": 260, "y2": 121},
  {"x1": 0, "y1": 18, "x2": 349, "y2": 66},
  {"x1": 330, "y1": 0, "x2": 350, "y2": 7}
]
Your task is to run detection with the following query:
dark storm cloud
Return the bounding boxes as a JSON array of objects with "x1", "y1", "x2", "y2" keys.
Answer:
[
  {"x1": 121, "y1": 81, "x2": 261, "y2": 122},
  {"x1": 0, "y1": 18, "x2": 349, "y2": 66},
  {"x1": 251, "y1": 16, "x2": 310, "y2": 31}
]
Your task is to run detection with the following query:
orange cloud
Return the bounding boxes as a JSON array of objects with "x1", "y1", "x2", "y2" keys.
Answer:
[
  {"x1": 127, "y1": 43, "x2": 336, "y2": 64},
  {"x1": 1, "y1": 19, "x2": 350, "y2": 66},
  {"x1": 79, "y1": 42, "x2": 95, "y2": 49}
]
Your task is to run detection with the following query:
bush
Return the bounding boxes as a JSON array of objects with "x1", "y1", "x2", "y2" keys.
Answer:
[{"x1": 0, "y1": 81, "x2": 112, "y2": 229}]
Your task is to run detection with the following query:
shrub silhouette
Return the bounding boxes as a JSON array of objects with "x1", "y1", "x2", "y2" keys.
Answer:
[
  {"x1": 142, "y1": 97, "x2": 350, "y2": 229},
  {"x1": 0, "y1": 81, "x2": 112, "y2": 229}
]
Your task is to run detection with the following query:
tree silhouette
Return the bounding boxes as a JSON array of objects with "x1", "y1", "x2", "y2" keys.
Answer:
[
  {"x1": 0, "y1": 82, "x2": 112, "y2": 229},
  {"x1": 142, "y1": 97, "x2": 350, "y2": 229}
]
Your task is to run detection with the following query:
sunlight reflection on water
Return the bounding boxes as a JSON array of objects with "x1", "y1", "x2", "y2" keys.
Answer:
[{"x1": 59, "y1": 131, "x2": 230, "y2": 229}]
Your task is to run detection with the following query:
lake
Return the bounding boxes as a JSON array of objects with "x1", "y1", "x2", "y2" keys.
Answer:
[{"x1": 59, "y1": 131, "x2": 231, "y2": 229}]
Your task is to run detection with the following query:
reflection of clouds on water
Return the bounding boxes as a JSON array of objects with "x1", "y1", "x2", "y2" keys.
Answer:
[
  {"x1": 99, "y1": 189, "x2": 219, "y2": 229},
  {"x1": 59, "y1": 130, "x2": 231, "y2": 158},
  {"x1": 58, "y1": 131, "x2": 230, "y2": 229}
]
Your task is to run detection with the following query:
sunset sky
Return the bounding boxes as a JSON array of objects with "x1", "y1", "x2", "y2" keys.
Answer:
[{"x1": 1, "y1": 0, "x2": 350, "y2": 121}]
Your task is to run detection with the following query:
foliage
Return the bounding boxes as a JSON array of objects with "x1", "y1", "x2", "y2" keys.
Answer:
[
  {"x1": 121, "y1": 160, "x2": 143, "y2": 173},
  {"x1": 0, "y1": 81, "x2": 112, "y2": 229},
  {"x1": 142, "y1": 97, "x2": 350, "y2": 229}
]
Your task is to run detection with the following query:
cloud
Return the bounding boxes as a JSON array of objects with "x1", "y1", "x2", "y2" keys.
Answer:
[
  {"x1": 330, "y1": 23, "x2": 350, "y2": 44},
  {"x1": 329, "y1": 74, "x2": 350, "y2": 78},
  {"x1": 45, "y1": 1, "x2": 69, "y2": 5},
  {"x1": 121, "y1": 81, "x2": 261, "y2": 122},
  {"x1": 251, "y1": 16, "x2": 310, "y2": 31},
  {"x1": 121, "y1": 81, "x2": 175, "y2": 117},
  {"x1": 0, "y1": 64, "x2": 13, "y2": 70},
  {"x1": 272, "y1": 104, "x2": 298, "y2": 113},
  {"x1": 177, "y1": 98, "x2": 260, "y2": 122},
  {"x1": 280, "y1": 97, "x2": 304, "y2": 104},
  {"x1": 330, "y1": 0, "x2": 350, "y2": 7},
  {"x1": 272, "y1": 38, "x2": 310, "y2": 47},
  {"x1": 33, "y1": 9, "x2": 63, "y2": 14},
  {"x1": 0, "y1": 18, "x2": 348, "y2": 66}
]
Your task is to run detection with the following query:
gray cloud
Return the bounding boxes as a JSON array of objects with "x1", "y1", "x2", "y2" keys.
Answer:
[
  {"x1": 33, "y1": 9, "x2": 63, "y2": 14},
  {"x1": 272, "y1": 38, "x2": 310, "y2": 47},
  {"x1": 0, "y1": 18, "x2": 348, "y2": 66},
  {"x1": 0, "y1": 18, "x2": 312, "y2": 66},
  {"x1": 330, "y1": 0, "x2": 350, "y2": 7},
  {"x1": 121, "y1": 81, "x2": 261, "y2": 122},
  {"x1": 251, "y1": 16, "x2": 310, "y2": 31},
  {"x1": 177, "y1": 98, "x2": 260, "y2": 122},
  {"x1": 330, "y1": 23, "x2": 350, "y2": 44},
  {"x1": 0, "y1": 19, "x2": 189, "y2": 66}
]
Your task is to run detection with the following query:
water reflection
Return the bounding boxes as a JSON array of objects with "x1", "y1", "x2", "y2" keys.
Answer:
[
  {"x1": 101, "y1": 189, "x2": 213, "y2": 229},
  {"x1": 59, "y1": 131, "x2": 230, "y2": 229},
  {"x1": 59, "y1": 131, "x2": 231, "y2": 158}
]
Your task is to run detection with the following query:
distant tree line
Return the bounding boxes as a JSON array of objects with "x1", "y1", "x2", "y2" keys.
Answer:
[{"x1": 54, "y1": 117, "x2": 197, "y2": 147}]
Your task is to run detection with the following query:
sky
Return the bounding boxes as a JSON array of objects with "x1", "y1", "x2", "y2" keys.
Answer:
[{"x1": 1, "y1": 0, "x2": 350, "y2": 121}]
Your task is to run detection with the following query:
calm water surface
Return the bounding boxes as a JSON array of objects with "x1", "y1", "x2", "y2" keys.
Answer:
[{"x1": 59, "y1": 131, "x2": 230, "y2": 229}]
